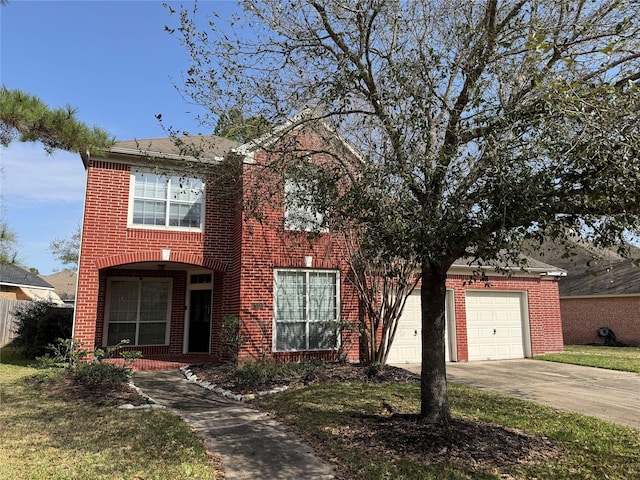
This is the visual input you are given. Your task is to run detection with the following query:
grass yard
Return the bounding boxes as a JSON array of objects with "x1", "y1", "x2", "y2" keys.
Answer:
[
  {"x1": 0, "y1": 348, "x2": 217, "y2": 480},
  {"x1": 536, "y1": 344, "x2": 640, "y2": 374},
  {"x1": 255, "y1": 380, "x2": 640, "y2": 479}
]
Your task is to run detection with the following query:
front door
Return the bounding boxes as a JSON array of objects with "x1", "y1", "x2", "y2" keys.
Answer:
[{"x1": 188, "y1": 289, "x2": 212, "y2": 353}]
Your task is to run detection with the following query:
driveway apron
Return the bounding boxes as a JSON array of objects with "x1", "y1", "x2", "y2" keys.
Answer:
[
  {"x1": 133, "y1": 369, "x2": 335, "y2": 480},
  {"x1": 399, "y1": 359, "x2": 640, "y2": 430}
]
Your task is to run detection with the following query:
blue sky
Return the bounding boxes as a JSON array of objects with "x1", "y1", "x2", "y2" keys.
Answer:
[{"x1": 1, "y1": 0, "x2": 237, "y2": 274}]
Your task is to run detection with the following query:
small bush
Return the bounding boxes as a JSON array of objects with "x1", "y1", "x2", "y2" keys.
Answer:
[
  {"x1": 12, "y1": 301, "x2": 73, "y2": 358},
  {"x1": 232, "y1": 359, "x2": 298, "y2": 389},
  {"x1": 364, "y1": 361, "x2": 384, "y2": 378},
  {"x1": 230, "y1": 359, "x2": 328, "y2": 389},
  {"x1": 221, "y1": 315, "x2": 245, "y2": 363},
  {"x1": 72, "y1": 362, "x2": 131, "y2": 388}
]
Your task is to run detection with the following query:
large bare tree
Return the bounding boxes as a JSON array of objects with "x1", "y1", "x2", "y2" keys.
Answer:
[{"x1": 168, "y1": 0, "x2": 640, "y2": 423}]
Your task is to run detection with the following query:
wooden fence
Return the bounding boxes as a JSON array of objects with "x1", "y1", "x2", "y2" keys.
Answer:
[{"x1": 0, "y1": 298, "x2": 31, "y2": 347}]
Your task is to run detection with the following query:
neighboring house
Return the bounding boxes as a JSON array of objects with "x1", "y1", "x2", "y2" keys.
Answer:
[
  {"x1": 0, "y1": 263, "x2": 64, "y2": 304},
  {"x1": 529, "y1": 239, "x2": 640, "y2": 346},
  {"x1": 73, "y1": 121, "x2": 565, "y2": 364},
  {"x1": 41, "y1": 270, "x2": 77, "y2": 305}
]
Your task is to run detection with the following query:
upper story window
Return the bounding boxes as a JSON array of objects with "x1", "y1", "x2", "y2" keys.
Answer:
[
  {"x1": 130, "y1": 170, "x2": 204, "y2": 230},
  {"x1": 284, "y1": 177, "x2": 326, "y2": 232}
]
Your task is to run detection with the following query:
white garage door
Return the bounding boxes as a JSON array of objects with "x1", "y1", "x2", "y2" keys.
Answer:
[
  {"x1": 465, "y1": 291, "x2": 527, "y2": 361},
  {"x1": 386, "y1": 291, "x2": 453, "y2": 364}
]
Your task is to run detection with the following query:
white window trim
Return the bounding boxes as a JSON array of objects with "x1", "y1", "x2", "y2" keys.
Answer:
[
  {"x1": 272, "y1": 268, "x2": 341, "y2": 352},
  {"x1": 127, "y1": 168, "x2": 206, "y2": 232},
  {"x1": 183, "y1": 269, "x2": 214, "y2": 354},
  {"x1": 104, "y1": 277, "x2": 172, "y2": 347}
]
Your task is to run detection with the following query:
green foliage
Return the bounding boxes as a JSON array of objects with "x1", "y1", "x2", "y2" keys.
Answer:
[
  {"x1": 221, "y1": 315, "x2": 245, "y2": 363},
  {"x1": 214, "y1": 107, "x2": 270, "y2": 143},
  {"x1": 536, "y1": 345, "x2": 640, "y2": 375},
  {"x1": 92, "y1": 339, "x2": 142, "y2": 365},
  {"x1": 0, "y1": 86, "x2": 114, "y2": 155},
  {"x1": 48, "y1": 224, "x2": 80, "y2": 271},
  {"x1": 35, "y1": 337, "x2": 88, "y2": 369},
  {"x1": 0, "y1": 220, "x2": 19, "y2": 265},
  {"x1": 71, "y1": 362, "x2": 131, "y2": 388},
  {"x1": 12, "y1": 302, "x2": 73, "y2": 358},
  {"x1": 231, "y1": 358, "x2": 325, "y2": 390},
  {"x1": 35, "y1": 338, "x2": 141, "y2": 391},
  {"x1": 231, "y1": 359, "x2": 296, "y2": 389},
  {"x1": 171, "y1": 0, "x2": 640, "y2": 422}
]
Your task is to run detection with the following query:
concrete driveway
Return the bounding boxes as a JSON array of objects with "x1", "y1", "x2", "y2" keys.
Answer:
[{"x1": 399, "y1": 359, "x2": 640, "y2": 430}]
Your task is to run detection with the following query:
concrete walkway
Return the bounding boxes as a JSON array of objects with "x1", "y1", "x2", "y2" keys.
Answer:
[
  {"x1": 133, "y1": 369, "x2": 335, "y2": 480},
  {"x1": 400, "y1": 359, "x2": 640, "y2": 430}
]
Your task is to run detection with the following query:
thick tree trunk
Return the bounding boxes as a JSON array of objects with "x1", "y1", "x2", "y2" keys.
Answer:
[{"x1": 419, "y1": 262, "x2": 451, "y2": 424}]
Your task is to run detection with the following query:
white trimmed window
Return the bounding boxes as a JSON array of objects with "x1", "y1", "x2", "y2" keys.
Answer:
[
  {"x1": 130, "y1": 170, "x2": 204, "y2": 229},
  {"x1": 105, "y1": 278, "x2": 171, "y2": 346},
  {"x1": 274, "y1": 269, "x2": 340, "y2": 351}
]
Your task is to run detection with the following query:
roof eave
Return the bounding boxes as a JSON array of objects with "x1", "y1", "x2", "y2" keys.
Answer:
[{"x1": 107, "y1": 146, "x2": 224, "y2": 164}]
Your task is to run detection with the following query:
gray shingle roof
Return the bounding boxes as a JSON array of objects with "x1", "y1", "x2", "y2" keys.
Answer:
[
  {"x1": 112, "y1": 135, "x2": 239, "y2": 161},
  {"x1": 526, "y1": 239, "x2": 640, "y2": 296},
  {"x1": 452, "y1": 254, "x2": 562, "y2": 273},
  {"x1": 0, "y1": 263, "x2": 54, "y2": 289}
]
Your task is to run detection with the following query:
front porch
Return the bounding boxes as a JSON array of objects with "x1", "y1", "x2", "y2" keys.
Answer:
[{"x1": 106, "y1": 354, "x2": 218, "y2": 371}]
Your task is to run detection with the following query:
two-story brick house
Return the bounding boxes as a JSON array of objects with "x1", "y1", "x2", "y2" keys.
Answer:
[
  {"x1": 73, "y1": 124, "x2": 361, "y2": 364},
  {"x1": 73, "y1": 121, "x2": 564, "y2": 366}
]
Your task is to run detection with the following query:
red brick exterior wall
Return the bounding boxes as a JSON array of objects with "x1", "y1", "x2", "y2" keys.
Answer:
[
  {"x1": 446, "y1": 275, "x2": 564, "y2": 360},
  {"x1": 234, "y1": 148, "x2": 360, "y2": 363},
  {"x1": 74, "y1": 140, "x2": 359, "y2": 362},
  {"x1": 560, "y1": 296, "x2": 640, "y2": 346},
  {"x1": 74, "y1": 136, "x2": 563, "y2": 364},
  {"x1": 74, "y1": 159, "x2": 238, "y2": 357}
]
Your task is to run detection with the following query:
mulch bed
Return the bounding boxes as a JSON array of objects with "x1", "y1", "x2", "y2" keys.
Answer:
[
  {"x1": 28, "y1": 373, "x2": 148, "y2": 407},
  {"x1": 189, "y1": 361, "x2": 419, "y2": 394}
]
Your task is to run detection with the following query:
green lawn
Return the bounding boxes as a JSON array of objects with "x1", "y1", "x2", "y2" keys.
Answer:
[
  {"x1": 256, "y1": 380, "x2": 640, "y2": 479},
  {"x1": 535, "y1": 344, "x2": 640, "y2": 374},
  {"x1": 0, "y1": 348, "x2": 217, "y2": 480},
  {"x1": 3, "y1": 345, "x2": 640, "y2": 480}
]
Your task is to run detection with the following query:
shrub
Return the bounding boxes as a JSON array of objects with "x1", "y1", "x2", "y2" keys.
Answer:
[
  {"x1": 232, "y1": 359, "x2": 298, "y2": 389},
  {"x1": 35, "y1": 338, "x2": 90, "y2": 369},
  {"x1": 33, "y1": 338, "x2": 140, "y2": 392},
  {"x1": 12, "y1": 301, "x2": 73, "y2": 358},
  {"x1": 221, "y1": 315, "x2": 245, "y2": 363},
  {"x1": 72, "y1": 362, "x2": 131, "y2": 388}
]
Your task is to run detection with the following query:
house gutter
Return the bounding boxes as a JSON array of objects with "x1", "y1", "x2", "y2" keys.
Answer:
[{"x1": 448, "y1": 262, "x2": 567, "y2": 278}]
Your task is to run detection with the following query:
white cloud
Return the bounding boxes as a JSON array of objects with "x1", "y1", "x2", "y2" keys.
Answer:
[{"x1": 1, "y1": 142, "x2": 86, "y2": 204}]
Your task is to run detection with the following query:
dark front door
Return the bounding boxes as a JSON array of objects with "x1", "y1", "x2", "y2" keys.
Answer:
[{"x1": 188, "y1": 289, "x2": 212, "y2": 353}]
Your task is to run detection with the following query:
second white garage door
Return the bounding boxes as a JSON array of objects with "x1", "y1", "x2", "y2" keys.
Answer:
[{"x1": 465, "y1": 291, "x2": 528, "y2": 361}]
